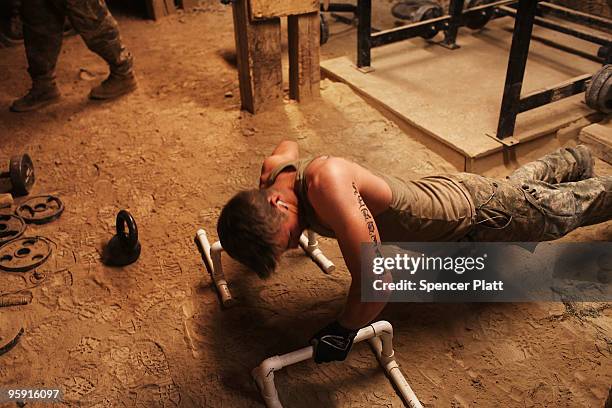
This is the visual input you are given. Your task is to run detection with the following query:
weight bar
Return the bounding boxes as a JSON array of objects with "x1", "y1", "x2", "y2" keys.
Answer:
[{"x1": 0, "y1": 154, "x2": 35, "y2": 197}]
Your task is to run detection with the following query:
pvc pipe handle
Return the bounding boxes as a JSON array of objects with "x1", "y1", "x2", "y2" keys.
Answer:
[
  {"x1": 195, "y1": 229, "x2": 235, "y2": 308},
  {"x1": 299, "y1": 233, "x2": 335, "y2": 274},
  {"x1": 253, "y1": 321, "x2": 422, "y2": 408},
  {"x1": 369, "y1": 337, "x2": 423, "y2": 408},
  {"x1": 196, "y1": 229, "x2": 215, "y2": 274},
  {"x1": 271, "y1": 325, "x2": 380, "y2": 370}
]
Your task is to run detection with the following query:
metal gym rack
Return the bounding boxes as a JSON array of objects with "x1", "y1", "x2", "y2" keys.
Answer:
[{"x1": 349, "y1": 0, "x2": 612, "y2": 141}]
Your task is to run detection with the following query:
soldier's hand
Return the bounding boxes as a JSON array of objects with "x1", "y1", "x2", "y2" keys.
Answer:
[{"x1": 310, "y1": 321, "x2": 358, "y2": 363}]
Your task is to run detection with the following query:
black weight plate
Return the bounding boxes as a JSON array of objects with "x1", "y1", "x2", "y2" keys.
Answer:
[
  {"x1": 15, "y1": 195, "x2": 64, "y2": 225},
  {"x1": 320, "y1": 13, "x2": 330, "y2": 45},
  {"x1": 9, "y1": 154, "x2": 35, "y2": 197},
  {"x1": 466, "y1": 0, "x2": 494, "y2": 30},
  {"x1": 418, "y1": 5, "x2": 443, "y2": 39},
  {"x1": 391, "y1": 0, "x2": 439, "y2": 21},
  {"x1": 0, "y1": 214, "x2": 26, "y2": 245},
  {"x1": 0, "y1": 236, "x2": 52, "y2": 272},
  {"x1": 586, "y1": 65, "x2": 612, "y2": 114}
]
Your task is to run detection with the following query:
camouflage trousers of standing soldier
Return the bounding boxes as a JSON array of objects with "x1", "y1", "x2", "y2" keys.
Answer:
[
  {"x1": 20, "y1": 0, "x2": 133, "y2": 83},
  {"x1": 455, "y1": 145, "x2": 612, "y2": 241}
]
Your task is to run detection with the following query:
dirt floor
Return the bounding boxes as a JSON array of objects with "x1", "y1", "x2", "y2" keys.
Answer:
[{"x1": 0, "y1": 2, "x2": 611, "y2": 408}]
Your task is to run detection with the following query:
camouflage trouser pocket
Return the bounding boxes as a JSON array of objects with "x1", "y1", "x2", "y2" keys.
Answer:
[
  {"x1": 458, "y1": 174, "x2": 546, "y2": 241},
  {"x1": 519, "y1": 181, "x2": 580, "y2": 240},
  {"x1": 520, "y1": 182, "x2": 577, "y2": 217}
]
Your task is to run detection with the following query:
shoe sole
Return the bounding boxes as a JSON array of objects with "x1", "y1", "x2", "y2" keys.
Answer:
[
  {"x1": 89, "y1": 83, "x2": 137, "y2": 100},
  {"x1": 9, "y1": 96, "x2": 60, "y2": 113}
]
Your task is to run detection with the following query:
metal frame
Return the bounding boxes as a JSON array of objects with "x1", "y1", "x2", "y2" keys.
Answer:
[
  {"x1": 352, "y1": 0, "x2": 611, "y2": 140},
  {"x1": 496, "y1": 1, "x2": 611, "y2": 139}
]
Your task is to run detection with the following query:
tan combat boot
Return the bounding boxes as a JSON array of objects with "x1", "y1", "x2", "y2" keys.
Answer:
[
  {"x1": 10, "y1": 82, "x2": 61, "y2": 112},
  {"x1": 89, "y1": 72, "x2": 137, "y2": 100}
]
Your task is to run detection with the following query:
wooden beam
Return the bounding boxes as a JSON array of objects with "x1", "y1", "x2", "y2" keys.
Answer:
[
  {"x1": 250, "y1": 0, "x2": 318, "y2": 20},
  {"x1": 163, "y1": 0, "x2": 176, "y2": 14},
  {"x1": 179, "y1": 0, "x2": 200, "y2": 10},
  {"x1": 145, "y1": 0, "x2": 167, "y2": 20},
  {"x1": 232, "y1": 0, "x2": 283, "y2": 113},
  {"x1": 288, "y1": 12, "x2": 320, "y2": 102}
]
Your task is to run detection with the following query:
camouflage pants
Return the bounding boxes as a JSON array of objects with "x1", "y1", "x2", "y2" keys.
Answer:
[
  {"x1": 456, "y1": 145, "x2": 612, "y2": 241},
  {"x1": 20, "y1": 0, "x2": 133, "y2": 83}
]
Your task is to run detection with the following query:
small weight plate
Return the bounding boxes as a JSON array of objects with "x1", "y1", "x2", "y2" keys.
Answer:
[
  {"x1": 15, "y1": 195, "x2": 64, "y2": 225},
  {"x1": 586, "y1": 65, "x2": 612, "y2": 114},
  {"x1": 391, "y1": 0, "x2": 439, "y2": 21},
  {"x1": 466, "y1": 0, "x2": 494, "y2": 30},
  {"x1": 9, "y1": 154, "x2": 35, "y2": 197},
  {"x1": 320, "y1": 13, "x2": 330, "y2": 45},
  {"x1": 0, "y1": 214, "x2": 26, "y2": 245},
  {"x1": 417, "y1": 4, "x2": 443, "y2": 39},
  {"x1": 0, "y1": 236, "x2": 52, "y2": 272}
]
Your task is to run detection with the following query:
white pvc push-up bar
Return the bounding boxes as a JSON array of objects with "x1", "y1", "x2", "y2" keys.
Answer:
[
  {"x1": 195, "y1": 231, "x2": 421, "y2": 406},
  {"x1": 252, "y1": 320, "x2": 423, "y2": 408},
  {"x1": 298, "y1": 230, "x2": 335, "y2": 274},
  {"x1": 195, "y1": 229, "x2": 335, "y2": 307}
]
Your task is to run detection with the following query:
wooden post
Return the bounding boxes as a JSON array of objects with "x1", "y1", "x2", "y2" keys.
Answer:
[
  {"x1": 146, "y1": 0, "x2": 176, "y2": 20},
  {"x1": 288, "y1": 12, "x2": 320, "y2": 101},
  {"x1": 232, "y1": 0, "x2": 283, "y2": 113},
  {"x1": 180, "y1": 0, "x2": 200, "y2": 10},
  {"x1": 146, "y1": 0, "x2": 167, "y2": 20}
]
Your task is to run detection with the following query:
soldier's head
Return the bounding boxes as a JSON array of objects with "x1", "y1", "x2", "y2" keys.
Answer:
[{"x1": 217, "y1": 188, "x2": 302, "y2": 278}]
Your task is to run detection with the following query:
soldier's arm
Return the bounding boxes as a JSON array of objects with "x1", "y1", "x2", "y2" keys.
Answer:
[{"x1": 308, "y1": 159, "x2": 391, "y2": 330}]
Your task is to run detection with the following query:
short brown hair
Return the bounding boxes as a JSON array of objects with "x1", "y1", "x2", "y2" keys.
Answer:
[{"x1": 217, "y1": 189, "x2": 285, "y2": 278}]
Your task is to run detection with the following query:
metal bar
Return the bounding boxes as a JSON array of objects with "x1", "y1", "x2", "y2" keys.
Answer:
[
  {"x1": 371, "y1": 15, "x2": 450, "y2": 47},
  {"x1": 323, "y1": 3, "x2": 357, "y2": 13},
  {"x1": 464, "y1": 0, "x2": 517, "y2": 13},
  {"x1": 357, "y1": 0, "x2": 372, "y2": 68},
  {"x1": 331, "y1": 12, "x2": 355, "y2": 25},
  {"x1": 441, "y1": 0, "x2": 466, "y2": 49},
  {"x1": 519, "y1": 73, "x2": 592, "y2": 112},
  {"x1": 529, "y1": 34, "x2": 603, "y2": 63},
  {"x1": 496, "y1": 0, "x2": 538, "y2": 139},
  {"x1": 539, "y1": 2, "x2": 612, "y2": 31},
  {"x1": 499, "y1": 5, "x2": 612, "y2": 46}
]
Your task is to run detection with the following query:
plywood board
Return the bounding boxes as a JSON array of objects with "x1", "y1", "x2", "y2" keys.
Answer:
[
  {"x1": 321, "y1": 18, "x2": 600, "y2": 162},
  {"x1": 249, "y1": 0, "x2": 318, "y2": 20},
  {"x1": 580, "y1": 122, "x2": 612, "y2": 164}
]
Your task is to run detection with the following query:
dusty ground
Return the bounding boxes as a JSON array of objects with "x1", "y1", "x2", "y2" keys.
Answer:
[{"x1": 0, "y1": 3, "x2": 611, "y2": 408}]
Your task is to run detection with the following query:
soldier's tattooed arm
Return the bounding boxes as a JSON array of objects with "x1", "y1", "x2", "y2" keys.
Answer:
[
  {"x1": 308, "y1": 161, "x2": 392, "y2": 330},
  {"x1": 352, "y1": 182, "x2": 383, "y2": 258}
]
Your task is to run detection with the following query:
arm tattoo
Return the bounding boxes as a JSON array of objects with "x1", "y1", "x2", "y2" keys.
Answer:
[{"x1": 353, "y1": 182, "x2": 382, "y2": 257}]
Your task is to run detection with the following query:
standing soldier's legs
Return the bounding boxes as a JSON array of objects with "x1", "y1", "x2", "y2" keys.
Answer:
[
  {"x1": 64, "y1": 0, "x2": 136, "y2": 99},
  {"x1": 10, "y1": 0, "x2": 64, "y2": 112},
  {"x1": 507, "y1": 145, "x2": 595, "y2": 184}
]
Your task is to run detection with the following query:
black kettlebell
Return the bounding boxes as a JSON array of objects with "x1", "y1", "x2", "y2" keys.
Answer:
[{"x1": 102, "y1": 210, "x2": 141, "y2": 267}]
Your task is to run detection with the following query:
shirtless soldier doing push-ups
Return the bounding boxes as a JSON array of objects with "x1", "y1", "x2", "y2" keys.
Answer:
[{"x1": 217, "y1": 140, "x2": 612, "y2": 363}]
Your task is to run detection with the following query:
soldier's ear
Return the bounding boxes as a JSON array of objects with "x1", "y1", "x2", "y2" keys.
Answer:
[{"x1": 267, "y1": 191, "x2": 282, "y2": 208}]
